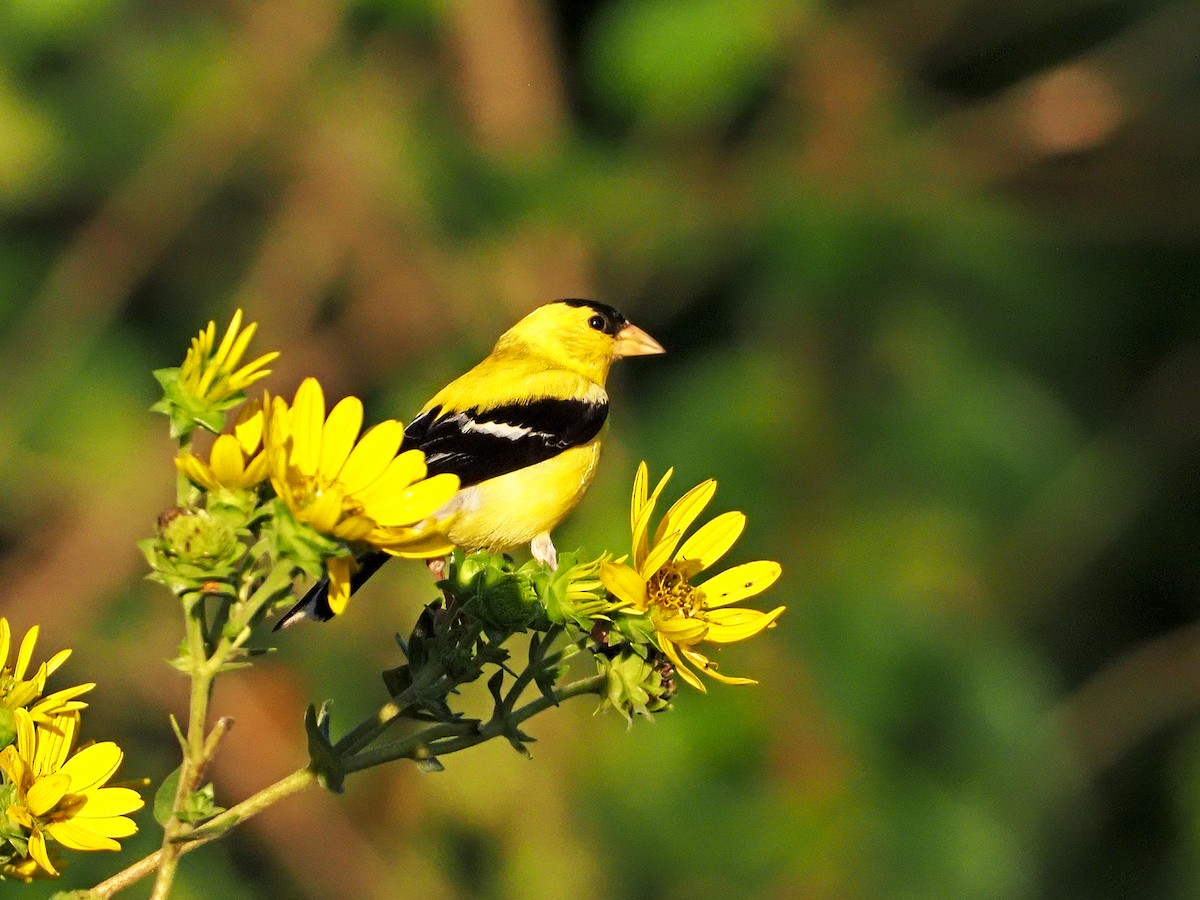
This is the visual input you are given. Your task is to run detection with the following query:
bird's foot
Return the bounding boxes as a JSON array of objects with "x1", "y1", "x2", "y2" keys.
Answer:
[
  {"x1": 427, "y1": 556, "x2": 447, "y2": 581},
  {"x1": 531, "y1": 532, "x2": 558, "y2": 570}
]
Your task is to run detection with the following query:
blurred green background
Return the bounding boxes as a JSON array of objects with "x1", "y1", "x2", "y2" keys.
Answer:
[{"x1": 2, "y1": 0, "x2": 1199, "y2": 896}]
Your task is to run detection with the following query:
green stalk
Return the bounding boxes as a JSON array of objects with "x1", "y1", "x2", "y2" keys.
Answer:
[
  {"x1": 91, "y1": 665, "x2": 605, "y2": 896},
  {"x1": 149, "y1": 609, "x2": 215, "y2": 900},
  {"x1": 342, "y1": 674, "x2": 605, "y2": 773},
  {"x1": 92, "y1": 767, "x2": 318, "y2": 898}
]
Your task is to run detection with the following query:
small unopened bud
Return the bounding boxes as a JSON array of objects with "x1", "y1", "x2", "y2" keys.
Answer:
[
  {"x1": 595, "y1": 647, "x2": 673, "y2": 725},
  {"x1": 161, "y1": 510, "x2": 239, "y2": 564}
]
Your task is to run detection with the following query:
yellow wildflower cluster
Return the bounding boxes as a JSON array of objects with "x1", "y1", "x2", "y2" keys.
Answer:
[{"x1": 0, "y1": 619, "x2": 142, "y2": 881}]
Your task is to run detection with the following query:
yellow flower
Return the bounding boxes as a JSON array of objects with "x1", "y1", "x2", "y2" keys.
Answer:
[
  {"x1": 2, "y1": 852, "x2": 49, "y2": 882},
  {"x1": 176, "y1": 399, "x2": 270, "y2": 491},
  {"x1": 0, "y1": 710, "x2": 143, "y2": 877},
  {"x1": 265, "y1": 378, "x2": 460, "y2": 610},
  {"x1": 0, "y1": 619, "x2": 93, "y2": 724},
  {"x1": 179, "y1": 308, "x2": 278, "y2": 406},
  {"x1": 600, "y1": 463, "x2": 784, "y2": 692}
]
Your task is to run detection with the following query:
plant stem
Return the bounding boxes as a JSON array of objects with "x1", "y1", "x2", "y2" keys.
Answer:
[
  {"x1": 93, "y1": 673, "x2": 605, "y2": 896},
  {"x1": 92, "y1": 767, "x2": 317, "y2": 898},
  {"x1": 342, "y1": 674, "x2": 605, "y2": 773},
  {"x1": 147, "y1": 611, "x2": 216, "y2": 900}
]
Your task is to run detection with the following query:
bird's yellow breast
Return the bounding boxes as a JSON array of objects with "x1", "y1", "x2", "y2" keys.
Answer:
[{"x1": 442, "y1": 441, "x2": 603, "y2": 552}]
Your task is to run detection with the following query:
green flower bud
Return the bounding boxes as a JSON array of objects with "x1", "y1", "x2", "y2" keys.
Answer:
[
  {"x1": 526, "y1": 551, "x2": 616, "y2": 631},
  {"x1": 161, "y1": 509, "x2": 239, "y2": 565},
  {"x1": 466, "y1": 570, "x2": 542, "y2": 632},
  {"x1": 595, "y1": 647, "x2": 673, "y2": 725},
  {"x1": 443, "y1": 551, "x2": 546, "y2": 633}
]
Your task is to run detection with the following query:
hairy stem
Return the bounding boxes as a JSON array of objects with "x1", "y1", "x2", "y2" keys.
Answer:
[{"x1": 148, "y1": 610, "x2": 215, "y2": 900}]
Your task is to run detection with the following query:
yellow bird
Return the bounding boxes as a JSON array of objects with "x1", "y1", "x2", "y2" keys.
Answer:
[{"x1": 279, "y1": 300, "x2": 664, "y2": 626}]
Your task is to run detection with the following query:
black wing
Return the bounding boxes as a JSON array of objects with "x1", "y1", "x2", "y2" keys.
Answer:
[{"x1": 404, "y1": 397, "x2": 608, "y2": 488}]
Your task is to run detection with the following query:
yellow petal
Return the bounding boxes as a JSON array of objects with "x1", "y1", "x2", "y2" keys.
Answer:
[
  {"x1": 680, "y1": 645, "x2": 758, "y2": 685},
  {"x1": 35, "y1": 713, "x2": 76, "y2": 777},
  {"x1": 332, "y1": 514, "x2": 377, "y2": 542},
  {"x1": 318, "y1": 396, "x2": 364, "y2": 480},
  {"x1": 697, "y1": 561, "x2": 782, "y2": 608},
  {"x1": 639, "y1": 531, "x2": 682, "y2": 580},
  {"x1": 13, "y1": 708, "x2": 36, "y2": 761},
  {"x1": 223, "y1": 317, "x2": 257, "y2": 371},
  {"x1": 210, "y1": 308, "x2": 244, "y2": 374},
  {"x1": 299, "y1": 484, "x2": 345, "y2": 534},
  {"x1": 45, "y1": 819, "x2": 121, "y2": 852},
  {"x1": 326, "y1": 557, "x2": 354, "y2": 617},
  {"x1": 33, "y1": 683, "x2": 95, "y2": 715},
  {"x1": 655, "y1": 616, "x2": 708, "y2": 642},
  {"x1": 0, "y1": 617, "x2": 10, "y2": 668},
  {"x1": 675, "y1": 511, "x2": 745, "y2": 572},
  {"x1": 364, "y1": 473, "x2": 459, "y2": 526},
  {"x1": 42, "y1": 648, "x2": 72, "y2": 678},
  {"x1": 77, "y1": 787, "x2": 144, "y2": 818},
  {"x1": 0, "y1": 746, "x2": 26, "y2": 787},
  {"x1": 289, "y1": 378, "x2": 326, "y2": 477},
  {"x1": 337, "y1": 421, "x2": 405, "y2": 494},
  {"x1": 352, "y1": 449, "x2": 428, "y2": 511},
  {"x1": 599, "y1": 562, "x2": 649, "y2": 610},
  {"x1": 28, "y1": 828, "x2": 58, "y2": 876},
  {"x1": 176, "y1": 453, "x2": 217, "y2": 490},
  {"x1": 240, "y1": 452, "x2": 271, "y2": 488},
  {"x1": 232, "y1": 401, "x2": 265, "y2": 452},
  {"x1": 59, "y1": 742, "x2": 121, "y2": 793},
  {"x1": 14, "y1": 625, "x2": 37, "y2": 681},
  {"x1": 208, "y1": 434, "x2": 247, "y2": 485},
  {"x1": 630, "y1": 460, "x2": 649, "y2": 536},
  {"x1": 376, "y1": 530, "x2": 457, "y2": 559},
  {"x1": 703, "y1": 606, "x2": 786, "y2": 643},
  {"x1": 27, "y1": 773, "x2": 70, "y2": 817},
  {"x1": 654, "y1": 478, "x2": 716, "y2": 548},
  {"x1": 631, "y1": 468, "x2": 673, "y2": 572},
  {"x1": 65, "y1": 814, "x2": 138, "y2": 839},
  {"x1": 229, "y1": 351, "x2": 280, "y2": 391}
]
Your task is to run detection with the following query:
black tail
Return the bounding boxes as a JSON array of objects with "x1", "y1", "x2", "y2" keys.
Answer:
[{"x1": 273, "y1": 550, "x2": 392, "y2": 629}]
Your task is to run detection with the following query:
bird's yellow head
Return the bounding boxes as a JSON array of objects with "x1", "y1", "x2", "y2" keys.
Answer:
[{"x1": 495, "y1": 300, "x2": 665, "y2": 383}]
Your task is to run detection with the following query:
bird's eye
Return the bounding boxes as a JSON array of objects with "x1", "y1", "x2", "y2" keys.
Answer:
[{"x1": 588, "y1": 315, "x2": 606, "y2": 331}]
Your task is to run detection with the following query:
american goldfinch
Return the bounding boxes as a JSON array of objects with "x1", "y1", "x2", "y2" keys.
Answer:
[{"x1": 278, "y1": 299, "x2": 664, "y2": 626}]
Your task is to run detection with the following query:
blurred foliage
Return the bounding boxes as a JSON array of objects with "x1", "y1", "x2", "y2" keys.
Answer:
[{"x1": 1, "y1": 0, "x2": 1199, "y2": 896}]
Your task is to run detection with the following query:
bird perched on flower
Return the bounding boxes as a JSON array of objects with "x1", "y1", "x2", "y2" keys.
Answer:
[{"x1": 278, "y1": 299, "x2": 664, "y2": 626}]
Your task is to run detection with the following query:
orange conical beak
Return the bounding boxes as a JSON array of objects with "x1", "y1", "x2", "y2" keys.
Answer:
[{"x1": 613, "y1": 322, "x2": 665, "y2": 358}]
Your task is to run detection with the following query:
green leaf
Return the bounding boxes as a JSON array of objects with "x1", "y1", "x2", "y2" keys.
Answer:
[
  {"x1": 304, "y1": 703, "x2": 345, "y2": 793},
  {"x1": 381, "y1": 663, "x2": 413, "y2": 699},
  {"x1": 487, "y1": 669, "x2": 505, "y2": 709},
  {"x1": 153, "y1": 767, "x2": 181, "y2": 827},
  {"x1": 0, "y1": 708, "x2": 15, "y2": 751}
]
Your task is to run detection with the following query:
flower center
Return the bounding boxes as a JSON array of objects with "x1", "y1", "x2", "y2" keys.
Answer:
[{"x1": 648, "y1": 565, "x2": 705, "y2": 617}]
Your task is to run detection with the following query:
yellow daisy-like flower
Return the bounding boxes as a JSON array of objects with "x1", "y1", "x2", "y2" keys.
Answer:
[
  {"x1": 176, "y1": 398, "x2": 270, "y2": 491},
  {"x1": 179, "y1": 308, "x2": 279, "y2": 406},
  {"x1": 600, "y1": 463, "x2": 784, "y2": 692},
  {"x1": 0, "y1": 710, "x2": 143, "y2": 877},
  {"x1": 265, "y1": 378, "x2": 460, "y2": 613},
  {"x1": 0, "y1": 619, "x2": 93, "y2": 724}
]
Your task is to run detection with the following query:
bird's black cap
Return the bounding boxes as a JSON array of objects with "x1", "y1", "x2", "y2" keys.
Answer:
[{"x1": 558, "y1": 298, "x2": 627, "y2": 336}]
